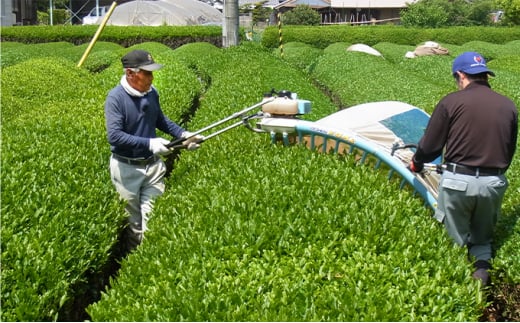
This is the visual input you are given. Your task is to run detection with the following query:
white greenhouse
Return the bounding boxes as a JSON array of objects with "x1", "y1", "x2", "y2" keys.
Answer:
[{"x1": 106, "y1": 0, "x2": 223, "y2": 26}]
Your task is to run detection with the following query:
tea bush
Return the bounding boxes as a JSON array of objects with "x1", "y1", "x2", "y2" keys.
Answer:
[
  {"x1": 0, "y1": 43, "x2": 201, "y2": 321},
  {"x1": 86, "y1": 42, "x2": 499, "y2": 321},
  {"x1": 261, "y1": 25, "x2": 520, "y2": 49},
  {"x1": 0, "y1": 25, "x2": 224, "y2": 47},
  {"x1": 1, "y1": 35, "x2": 519, "y2": 321},
  {"x1": 1, "y1": 56, "x2": 124, "y2": 320}
]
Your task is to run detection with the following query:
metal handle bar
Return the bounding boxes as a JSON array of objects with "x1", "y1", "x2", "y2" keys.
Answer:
[
  {"x1": 166, "y1": 97, "x2": 275, "y2": 149},
  {"x1": 166, "y1": 121, "x2": 241, "y2": 150},
  {"x1": 167, "y1": 112, "x2": 266, "y2": 150},
  {"x1": 391, "y1": 143, "x2": 445, "y2": 173},
  {"x1": 423, "y1": 163, "x2": 446, "y2": 173},
  {"x1": 391, "y1": 142, "x2": 417, "y2": 156},
  {"x1": 167, "y1": 119, "x2": 246, "y2": 150}
]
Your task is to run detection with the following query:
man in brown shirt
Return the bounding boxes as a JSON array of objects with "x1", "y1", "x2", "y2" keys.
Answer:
[{"x1": 410, "y1": 51, "x2": 518, "y2": 286}]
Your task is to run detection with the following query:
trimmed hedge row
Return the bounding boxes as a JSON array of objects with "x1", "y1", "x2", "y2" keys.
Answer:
[
  {"x1": 0, "y1": 25, "x2": 225, "y2": 48},
  {"x1": 0, "y1": 41, "x2": 123, "y2": 70},
  {"x1": 87, "y1": 42, "x2": 488, "y2": 320},
  {"x1": 282, "y1": 39, "x2": 520, "y2": 285},
  {"x1": 261, "y1": 25, "x2": 520, "y2": 49},
  {"x1": 1, "y1": 32, "x2": 519, "y2": 321},
  {"x1": 90, "y1": 147, "x2": 479, "y2": 321},
  {"x1": 1, "y1": 56, "x2": 124, "y2": 321},
  {"x1": 3, "y1": 25, "x2": 520, "y2": 51},
  {"x1": 0, "y1": 42, "x2": 203, "y2": 321}
]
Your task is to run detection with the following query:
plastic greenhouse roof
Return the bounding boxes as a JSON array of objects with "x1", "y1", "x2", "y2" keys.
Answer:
[{"x1": 106, "y1": 0, "x2": 223, "y2": 26}]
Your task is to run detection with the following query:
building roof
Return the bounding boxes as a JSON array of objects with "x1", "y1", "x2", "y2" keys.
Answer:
[
  {"x1": 274, "y1": 0, "x2": 331, "y2": 9},
  {"x1": 330, "y1": 0, "x2": 416, "y2": 8},
  {"x1": 239, "y1": 0, "x2": 281, "y2": 5}
]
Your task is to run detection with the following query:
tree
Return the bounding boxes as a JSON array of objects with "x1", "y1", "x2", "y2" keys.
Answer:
[
  {"x1": 400, "y1": 0, "x2": 449, "y2": 27},
  {"x1": 400, "y1": 0, "x2": 501, "y2": 27},
  {"x1": 240, "y1": 1, "x2": 272, "y2": 26},
  {"x1": 36, "y1": 0, "x2": 68, "y2": 11},
  {"x1": 252, "y1": 1, "x2": 272, "y2": 26},
  {"x1": 282, "y1": 5, "x2": 321, "y2": 26},
  {"x1": 494, "y1": 0, "x2": 520, "y2": 25},
  {"x1": 467, "y1": 0, "x2": 495, "y2": 25}
]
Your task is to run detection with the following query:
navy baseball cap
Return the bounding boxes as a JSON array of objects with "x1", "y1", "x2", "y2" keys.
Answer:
[
  {"x1": 452, "y1": 51, "x2": 495, "y2": 76},
  {"x1": 121, "y1": 50, "x2": 163, "y2": 71}
]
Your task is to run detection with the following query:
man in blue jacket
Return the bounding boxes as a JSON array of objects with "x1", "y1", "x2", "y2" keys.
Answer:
[{"x1": 105, "y1": 49, "x2": 202, "y2": 251}]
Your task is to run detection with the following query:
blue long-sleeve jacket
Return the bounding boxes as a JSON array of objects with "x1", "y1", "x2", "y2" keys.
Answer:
[{"x1": 105, "y1": 85, "x2": 185, "y2": 158}]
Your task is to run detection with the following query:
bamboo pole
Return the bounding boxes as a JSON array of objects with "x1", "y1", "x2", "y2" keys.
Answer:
[
  {"x1": 278, "y1": 12, "x2": 283, "y2": 59},
  {"x1": 77, "y1": 1, "x2": 117, "y2": 68}
]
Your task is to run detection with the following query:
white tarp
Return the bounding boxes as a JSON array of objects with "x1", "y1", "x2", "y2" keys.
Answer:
[
  {"x1": 107, "y1": 0, "x2": 223, "y2": 26},
  {"x1": 346, "y1": 44, "x2": 383, "y2": 57},
  {"x1": 317, "y1": 101, "x2": 425, "y2": 148}
]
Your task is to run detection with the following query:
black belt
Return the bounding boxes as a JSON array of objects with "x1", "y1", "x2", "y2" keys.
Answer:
[
  {"x1": 112, "y1": 153, "x2": 160, "y2": 166},
  {"x1": 444, "y1": 163, "x2": 505, "y2": 176}
]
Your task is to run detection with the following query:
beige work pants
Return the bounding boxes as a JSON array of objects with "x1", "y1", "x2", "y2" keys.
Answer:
[{"x1": 109, "y1": 156, "x2": 166, "y2": 251}]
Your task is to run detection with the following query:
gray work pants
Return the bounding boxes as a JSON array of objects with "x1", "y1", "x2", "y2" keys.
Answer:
[
  {"x1": 434, "y1": 171, "x2": 508, "y2": 261},
  {"x1": 109, "y1": 156, "x2": 166, "y2": 250}
]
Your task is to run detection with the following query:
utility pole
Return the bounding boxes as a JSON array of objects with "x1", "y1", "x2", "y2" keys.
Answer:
[
  {"x1": 49, "y1": 0, "x2": 53, "y2": 25},
  {"x1": 222, "y1": 0, "x2": 239, "y2": 47}
]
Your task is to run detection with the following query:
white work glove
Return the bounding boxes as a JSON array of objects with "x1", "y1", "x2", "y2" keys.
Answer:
[
  {"x1": 182, "y1": 131, "x2": 204, "y2": 151},
  {"x1": 148, "y1": 137, "x2": 171, "y2": 155}
]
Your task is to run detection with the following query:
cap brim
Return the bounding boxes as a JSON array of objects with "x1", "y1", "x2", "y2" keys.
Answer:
[
  {"x1": 139, "y1": 63, "x2": 163, "y2": 71},
  {"x1": 463, "y1": 66, "x2": 495, "y2": 77}
]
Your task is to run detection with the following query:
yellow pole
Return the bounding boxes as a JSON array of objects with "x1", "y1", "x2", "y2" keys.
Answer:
[
  {"x1": 77, "y1": 1, "x2": 117, "y2": 68},
  {"x1": 278, "y1": 12, "x2": 283, "y2": 59}
]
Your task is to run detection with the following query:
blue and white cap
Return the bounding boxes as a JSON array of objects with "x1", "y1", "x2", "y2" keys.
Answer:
[{"x1": 452, "y1": 51, "x2": 495, "y2": 76}]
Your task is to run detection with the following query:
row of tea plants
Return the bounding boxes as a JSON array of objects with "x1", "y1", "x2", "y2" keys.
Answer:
[{"x1": 2, "y1": 38, "x2": 519, "y2": 320}]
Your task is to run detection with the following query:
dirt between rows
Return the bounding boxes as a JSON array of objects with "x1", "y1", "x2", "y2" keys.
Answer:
[{"x1": 481, "y1": 283, "x2": 520, "y2": 322}]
